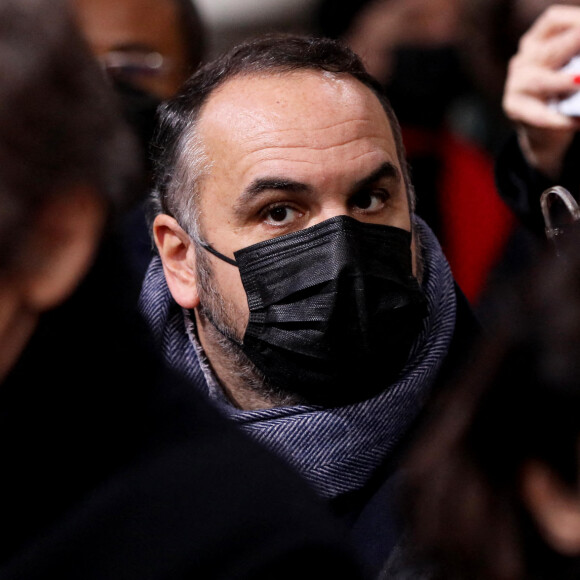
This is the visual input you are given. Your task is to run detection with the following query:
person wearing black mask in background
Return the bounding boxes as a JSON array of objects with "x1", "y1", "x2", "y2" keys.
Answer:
[
  {"x1": 313, "y1": 0, "x2": 516, "y2": 308},
  {"x1": 69, "y1": 0, "x2": 207, "y2": 279},
  {"x1": 139, "y1": 33, "x2": 480, "y2": 576},
  {"x1": 0, "y1": 2, "x2": 370, "y2": 577},
  {"x1": 72, "y1": 0, "x2": 205, "y2": 101}
]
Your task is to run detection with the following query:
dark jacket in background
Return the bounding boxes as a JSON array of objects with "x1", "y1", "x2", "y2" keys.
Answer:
[{"x1": 495, "y1": 132, "x2": 580, "y2": 239}]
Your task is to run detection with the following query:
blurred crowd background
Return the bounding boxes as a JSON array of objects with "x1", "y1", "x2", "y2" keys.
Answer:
[
  {"x1": 6, "y1": 1, "x2": 580, "y2": 578},
  {"x1": 191, "y1": 0, "x2": 573, "y2": 311}
]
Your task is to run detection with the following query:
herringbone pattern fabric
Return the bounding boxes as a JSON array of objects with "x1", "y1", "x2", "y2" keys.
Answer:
[{"x1": 138, "y1": 217, "x2": 456, "y2": 499}]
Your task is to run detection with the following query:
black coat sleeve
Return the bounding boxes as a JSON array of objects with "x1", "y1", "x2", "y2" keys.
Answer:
[{"x1": 494, "y1": 132, "x2": 580, "y2": 238}]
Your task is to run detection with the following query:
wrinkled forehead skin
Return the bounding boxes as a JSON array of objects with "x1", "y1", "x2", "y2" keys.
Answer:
[
  {"x1": 185, "y1": 69, "x2": 418, "y2": 278},
  {"x1": 195, "y1": 70, "x2": 409, "y2": 216}
]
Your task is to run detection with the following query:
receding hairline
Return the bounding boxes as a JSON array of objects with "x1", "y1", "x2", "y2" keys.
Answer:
[
  {"x1": 152, "y1": 38, "x2": 416, "y2": 240},
  {"x1": 187, "y1": 67, "x2": 410, "y2": 202},
  {"x1": 199, "y1": 66, "x2": 395, "y2": 116},
  {"x1": 191, "y1": 67, "x2": 404, "y2": 162}
]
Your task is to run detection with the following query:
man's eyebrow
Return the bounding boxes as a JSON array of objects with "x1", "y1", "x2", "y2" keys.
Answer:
[
  {"x1": 233, "y1": 178, "x2": 311, "y2": 212},
  {"x1": 351, "y1": 162, "x2": 401, "y2": 193},
  {"x1": 232, "y1": 162, "x2": 400, "y2": 214}
]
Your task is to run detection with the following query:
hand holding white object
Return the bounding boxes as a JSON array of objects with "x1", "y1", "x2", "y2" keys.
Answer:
[{"x1": 503, "y1": 5, "x2": 580, "y2": 179}]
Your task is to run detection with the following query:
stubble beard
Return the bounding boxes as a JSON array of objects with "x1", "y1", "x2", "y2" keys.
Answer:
[{"x1": 193, "y1": 244, "x2": 302, "y2": 408}]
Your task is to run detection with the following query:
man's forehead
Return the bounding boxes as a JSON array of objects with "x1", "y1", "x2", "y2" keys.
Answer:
[{"x1": 196, "y1": 70, "x2": 394, "y2": 140}]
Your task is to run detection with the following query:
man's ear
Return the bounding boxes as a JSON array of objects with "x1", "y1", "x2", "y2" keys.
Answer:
[
  {"x1": 153, "y1": 214, "x2": 200, "y2": 309},
  {"x1": 521, "y1": 459, "x2": 580, "y2": 556},
  {"x1": 19, "y1": 185, "x2": 106, "y2": 312}
]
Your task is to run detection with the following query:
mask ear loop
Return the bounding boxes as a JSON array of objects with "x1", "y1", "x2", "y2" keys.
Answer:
[
  {"x1": 540, "y1": 186, "x2": 580, "y2": 254},
  {"x1": 199, "y1": 241, "x2": 238, "y2": 266}
]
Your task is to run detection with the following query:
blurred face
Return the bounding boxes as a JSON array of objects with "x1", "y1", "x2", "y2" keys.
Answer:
[
  {"x1": 0, "y1": 187, "x2": 106, "y2": 384},
  {"x1": 194, "y1": 70, "x2": 413, "y2": 338},
  {"x1": 72, "y1": 0, "x2": 191, "y2": 99}
]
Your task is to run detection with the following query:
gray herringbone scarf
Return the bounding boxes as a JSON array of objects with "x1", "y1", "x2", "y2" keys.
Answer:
[{"x1": 139, "y1": 217, "x2": 456, "y2": 499}]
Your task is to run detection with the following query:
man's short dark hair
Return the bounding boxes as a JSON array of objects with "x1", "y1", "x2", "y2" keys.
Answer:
[
  {"x1": 0, "y1": 0, "x2": 142, "y2": 269},
  {"x1": 150, "y1": 33, "x2": 413, "y2": 240}
]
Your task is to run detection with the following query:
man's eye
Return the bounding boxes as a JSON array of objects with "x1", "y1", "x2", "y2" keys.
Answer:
[
  {"x1": 351, "y1": 190, "x2": 388, "y2": 212},
  {"x1": 263, "y1": 205, "x2": 300, "y2": 226}
]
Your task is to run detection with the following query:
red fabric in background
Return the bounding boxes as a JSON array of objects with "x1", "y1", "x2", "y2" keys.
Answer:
[{"x1": 403, "y1": 128, "x2": 515, "y2": 304}]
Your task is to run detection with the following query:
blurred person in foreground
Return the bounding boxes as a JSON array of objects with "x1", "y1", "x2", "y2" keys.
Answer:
[
  {"x1": 389, "y1": 12, "x2": 580, "y2": 569},
  {"x1": 0, "y1": 1, "x2": 368, "y2": 577},
  {"x1": 139, "y1": 32, "x2": 480, "y2": 576},
  {"x1": 398, "y1": 219, "x2": 580, "y2": 580}
]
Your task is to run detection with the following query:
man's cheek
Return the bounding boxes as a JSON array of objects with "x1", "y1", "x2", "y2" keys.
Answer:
[{"x1": 215, "y1": 269, "x2": 251, "y2": 333}]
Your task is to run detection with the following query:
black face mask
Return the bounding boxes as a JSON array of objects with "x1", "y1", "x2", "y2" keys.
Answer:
[{"x1": 201, "y1": 216, "x2": 427, "y2": 406}]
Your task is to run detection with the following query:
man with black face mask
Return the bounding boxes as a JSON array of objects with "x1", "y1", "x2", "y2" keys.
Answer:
[{"x1": 139, "y1": 34, "x2": 479, "y2": 576}]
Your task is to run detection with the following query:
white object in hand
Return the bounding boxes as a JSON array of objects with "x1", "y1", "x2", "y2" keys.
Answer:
[{"x1": 553, "y1": 56, "x2": 580, "y2": 117}]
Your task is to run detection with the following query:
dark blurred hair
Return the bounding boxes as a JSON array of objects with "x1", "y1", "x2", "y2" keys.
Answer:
[
  {"x1": 313, "y1": 0, "x2": 374, "y2": 40},
  {"x1": 403, "y1": 224, "x2": 580, "y2": 580},
  {"x1": 461, "y1": 0, "x2": 554, "y2": 104},
  {"x1": 0, "y1": 0, "x2": 142, "y2": 269},
  {"x1": 175, "y1": 0, "x2": 206, "y2": 72},
  {"x1": 149, "y1": 33, "x2": 412, "y2": 240}
]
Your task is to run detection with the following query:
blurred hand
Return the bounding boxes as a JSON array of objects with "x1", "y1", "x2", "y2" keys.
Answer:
[{"x1": 503, "y1": 5, "x2": 580, "y2": 178}]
